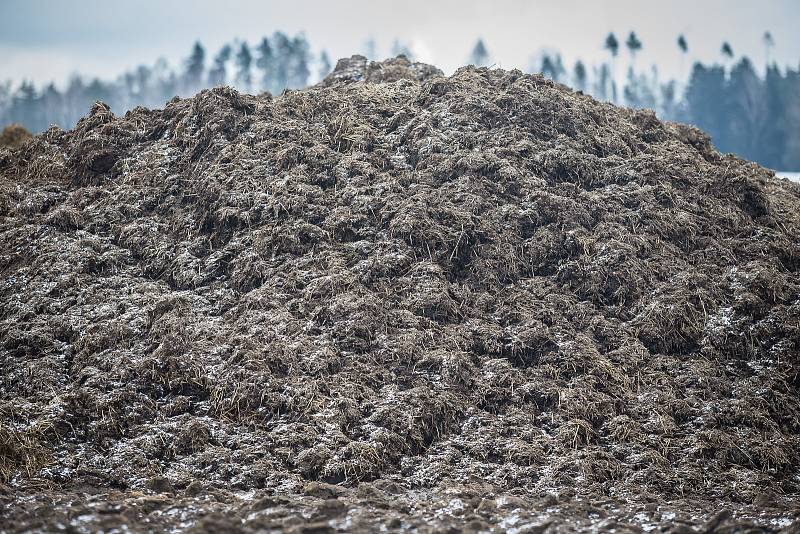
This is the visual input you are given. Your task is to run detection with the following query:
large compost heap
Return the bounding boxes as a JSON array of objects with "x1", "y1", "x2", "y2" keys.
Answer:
[{"x1": 1, "y1": 56, "x2": 800, "y2": 532}]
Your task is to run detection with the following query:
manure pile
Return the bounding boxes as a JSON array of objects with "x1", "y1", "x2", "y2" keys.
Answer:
[
  {"x1": 0, "y1": 124, "x2": 32, "y2": 151},
  {"x1": 2, "y1": 56, "x2": 800, "y2": 532}
]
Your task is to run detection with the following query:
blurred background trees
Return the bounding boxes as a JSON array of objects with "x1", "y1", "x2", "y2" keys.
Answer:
[
  {"x1": 0, "y1": 32, "x2": 317, "y2": 135},
  {"x1": 468, "y1": 39, "x2": 491, "y2": 67},
  {"x1": 1, "y1": 30, "x2": 799, "y2": 170}
]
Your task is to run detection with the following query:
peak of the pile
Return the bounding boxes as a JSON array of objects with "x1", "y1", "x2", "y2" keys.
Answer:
[{"x1": 318, "y1": 54, "x2": 445, "y2": 86}]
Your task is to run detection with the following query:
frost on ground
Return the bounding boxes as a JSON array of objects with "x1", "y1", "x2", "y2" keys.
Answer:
[{"x1": 1, "y1": 55, "x2": 800, "y2": 532}]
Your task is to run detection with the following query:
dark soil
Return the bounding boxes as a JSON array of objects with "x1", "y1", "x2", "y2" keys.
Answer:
[{"x1": 2, "y1": 55, "x2": 800, "y2": 532}]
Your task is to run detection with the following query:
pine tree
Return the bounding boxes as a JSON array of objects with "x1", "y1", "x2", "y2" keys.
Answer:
[
  {"x1": 573, "y1": 61, "x2": 587, "y2": 92},
  {"x1": 726, "y1": 57, "x2": 767, "y2": 162},
  {"x1": 364, "y1": 37, "x2": 377, "y2": 60},
  {"x1": 763, "y1": 31, "x2": 774, "y2": 71},
  {"x1": 469, "y1": 39, "x2": 490, "y2": 67},
  {"x1": 721, "y1": 42, "x2": 734, "y2": 60},
  {"x1": 604, "y1": 33, "x2": 620, "y2": 102},
  {"x1": 623, "y1": 31, "x2": 644, "y2": 103},
  {"x1": 11, "y1": 81, "x2": 38, "y2": 131},
  {"x1": 604, "y1": 33, "x2": 619, "y2": 58},
  {"x1": 154, "y1": 57, "x2": 178, "y2": 105},
  {"x1": 685, "y1": 62, "x2": 728, "y2": 148},
  {"x1": 593, "y1": 63, "x2": 611, "y2": 101},
  {"x1": 288, "y1": 35, "x2": 311, "y2": 89},
  {"x1": 677, "y1": 34, "x2": 689, "y2": 82},
  {"x1": 318, "y1": 51, "x2": 332, "y2": 82},
  {"x1": 272, "y1": 32, "x2": 292, "y2": 93},
  {"x1": 256, "y1": 37, "x2": 274, "y2": 92},
  {"x1": 626, "y1": 32, "x2": 643, "y2": 66},
  {"x1": 85, "y1": 78, "x2": 113, "y2": 109},
  {"x1": 208, "y1": 44, "x2": 232, "y2": 87},
  {"x1": 0, "y1": 81, "x2": 12, "y2": 126},
  {"x1": 391, "y1": 39, "x2": 414, "y2": 60},
  {"x1": 184, "y1": 41, "x2": 206, "y2": 93},
  {"x1": 541, "y1": 54, "x2": 565, "y2": 83},
  {"x1": 624, "y1": 66, "x2": 656, "y2": 110},
  {"x1": 135, "y1": 65, "x2": 152, "y2": 105},
  {"x1": 760, "y1": 63, "x2": 786, "y2": 167},
  {"x1": 677, "y1": 34, "x2": 688, "y2": 54},
  {"x1": 781, "y1": 67, "x2": 800, "y2": 170},
  {"x1": 41, "y1": 82, "x2": 63, "y2": 129},
  {"x1": 659, "y1": 80, "x2": 678, "y2": 120},
  {"x1": 63, "y1": 75, "x2": 87, "y2": 129},
  {"x1": 236, "y1": 42, "x2": 253, "y2": 91}
]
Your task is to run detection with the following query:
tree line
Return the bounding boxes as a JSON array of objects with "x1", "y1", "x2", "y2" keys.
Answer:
[
  {"x1": 0, "y1": 32, "x2": 326, "y2": 136},
  {"x1": 1, "y1": 31, "x2": 798, "y2": 170},
  {"x1": 503, "y1": 31, "x2": 799, "y2": 171}
]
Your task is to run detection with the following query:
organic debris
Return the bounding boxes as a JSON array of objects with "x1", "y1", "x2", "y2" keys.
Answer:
[
  {"x1": 1, "y1": 55, "x2": 800, "y2": 532},
  {"x1": 0, "y1": 124, "x2": 32, "y2": 150}
]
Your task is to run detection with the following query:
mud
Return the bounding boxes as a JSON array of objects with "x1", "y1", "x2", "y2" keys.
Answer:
[{"x1": 1, "y1": 55, "x2": 800, "y2": 532}]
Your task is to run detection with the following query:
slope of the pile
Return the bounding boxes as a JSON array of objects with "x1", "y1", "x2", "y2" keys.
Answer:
[{"x1": 2, "y1": 57, "x2": 800, "y2": 530}]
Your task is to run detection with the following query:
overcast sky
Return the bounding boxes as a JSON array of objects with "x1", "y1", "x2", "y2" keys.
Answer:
[{"x1": 1, "y1": 0, "x2": 798, "y2": 87}]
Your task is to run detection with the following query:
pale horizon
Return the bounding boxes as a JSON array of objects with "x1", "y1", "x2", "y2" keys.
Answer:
[{"x1": 1, "y1": 0, "x2": 798, "y2": 89}]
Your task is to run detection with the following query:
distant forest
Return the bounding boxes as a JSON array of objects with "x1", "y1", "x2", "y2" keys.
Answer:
[{"x1": 1, "y1": 31, "x2": 798, "y2": 170}]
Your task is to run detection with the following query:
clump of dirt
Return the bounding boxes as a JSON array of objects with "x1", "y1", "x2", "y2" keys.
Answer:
[
  {"x1": 0, "y1": 123, "x2": 32, "y2": 150},
  {"x1": 319, "y1": 54, "x2": 444, "y2": 86},
  {"x1": 1, "y1": 56, "x2": 800, "y2": 532}
]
